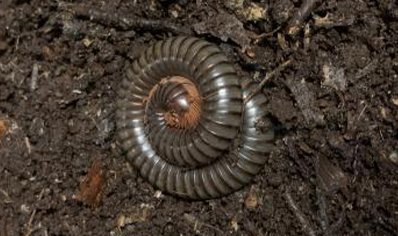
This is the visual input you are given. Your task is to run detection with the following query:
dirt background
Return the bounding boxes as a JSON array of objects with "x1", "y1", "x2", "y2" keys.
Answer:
[{"x1": 1, "y1": 0, "x2": 398, "y2": 235}]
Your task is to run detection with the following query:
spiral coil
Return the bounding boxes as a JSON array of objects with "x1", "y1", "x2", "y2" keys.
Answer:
[{"x1": 116, "y1": 36, "x2": 274, "y2": 200}]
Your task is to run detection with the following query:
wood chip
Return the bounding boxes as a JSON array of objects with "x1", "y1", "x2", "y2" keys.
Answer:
[{"x1": 244, "y1": 187, "x2": 259, "y2": 210}]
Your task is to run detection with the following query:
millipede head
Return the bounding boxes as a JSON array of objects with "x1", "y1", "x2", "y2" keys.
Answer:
[{"x1": 150, "y1": 76, "x2": 201, "y2": 129}]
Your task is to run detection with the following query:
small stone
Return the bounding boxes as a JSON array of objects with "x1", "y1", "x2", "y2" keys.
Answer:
[
  {"x1": 246, "y1": 47, "x2": 255, "y2": 58},
  {"x1": 0, "y1": 40, "x2": 8, "y2": 52},
  {"x1": 154, "y1": 190, "x2": 162, "y2": 198},
  {"x1": 389, "y1": 151, "x2": 398, "y2": 164},
  {"x1": 230, "y1": 215, "x2": 239, "y2": 231},
  {"x1": 117, "y1": 214, "x2": 126, "y2": 228},
  {"x1": 392, "y1": 97, "x2": 398, "y2": 106},
  {"x1": 170, "y1": 10, "x2": 179, "y2": 18},
  {"x1": 82, "y1": 37, "x2": 93, "y2": 47},
  {"x1": 380, "y1": 107, "x2": 387, "y2": 119},
  {"x1": 60, "y1": 195, "x2": 67, "y2": 202}
]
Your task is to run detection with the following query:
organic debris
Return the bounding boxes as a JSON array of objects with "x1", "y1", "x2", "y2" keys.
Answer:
[
  {"x1": 117, "y1": 204, "x2": 153, "y2": 228},
  {"x1": 183, "y1": 213, "x2": 223, "y2": 234},
  {"x1": 237, "y1": 3, "x2": 267, "y2": 22},
  {"x1": 284, "y1": 188, "x2": 316, "y2": 236},
  {"x1": 193, "y1": 11, "x2": 252, "y2": 49},
  {"x1": 322, "y1": 64, "x2": 347, "y2": 91},
  {"x1": 286, "y1": 77, "x2": 325, "y2": 127},
  {"x1": 70, "y1": 4, "x2": 192, "y2": 35},
  {"x1": 244, "y1": 59, "x2": 292, "y2": 103},
  {"x1": 287, "y1": 0, "x2": 321, "y2": 36},
  {"x1": 313, "y1": 11, "x2": 355, "y2": 28}
]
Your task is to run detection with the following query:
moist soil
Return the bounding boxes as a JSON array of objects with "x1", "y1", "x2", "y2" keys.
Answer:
[{"x1": 1, "y1": 0, "x2": 398, "y2": 235}]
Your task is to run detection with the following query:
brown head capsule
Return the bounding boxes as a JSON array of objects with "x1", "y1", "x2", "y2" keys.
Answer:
[{"x1": 116, "y1": 36, "x2": 275, "y2": 200}]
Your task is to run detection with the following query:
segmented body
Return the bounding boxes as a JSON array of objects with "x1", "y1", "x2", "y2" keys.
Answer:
[{"x1": 116, "y1": 36, "x2": 274, "y2": 200}]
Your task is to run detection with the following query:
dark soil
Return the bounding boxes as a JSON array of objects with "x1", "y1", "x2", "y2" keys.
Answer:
[{"x1": 1, "y1": 0, "x2": 398, "y2": 235}]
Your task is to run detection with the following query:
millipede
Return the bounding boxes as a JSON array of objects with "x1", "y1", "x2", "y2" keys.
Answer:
[{"x1": 116, "y1": 36, "x2": 275, "y2": 200}]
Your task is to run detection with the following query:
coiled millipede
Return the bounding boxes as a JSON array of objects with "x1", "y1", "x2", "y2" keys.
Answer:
[{"x1": 116, "y1": 36, "x2": 274, "y2": 200}]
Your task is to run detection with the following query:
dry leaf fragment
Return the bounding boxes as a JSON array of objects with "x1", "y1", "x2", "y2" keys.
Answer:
[
  {"x1": 316, "y1": 156, "x2": 348, "y2": 196},
  {"x1": 73, "y1": 158, "x2": 107, "y2": 208},
  {"x1": 0, "y1": 120, "x2": 12, "y2": 139},
  {"x1": 0, "y1": 120, "x2": 7, "y2": 139}
]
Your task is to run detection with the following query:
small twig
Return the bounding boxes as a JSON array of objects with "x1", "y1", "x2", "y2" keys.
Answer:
[
  {"x1": 23, "y1": 209, "x2": 38, "y2": 236},
  {"x1": 304, "y1": 23, "x2": 311, "y2": 50},
  {"x1": 285, "y1": 188, "x2": 316, "y2": 236},
  {"x1": 69, "y1": 5, "x2": 193, "y2": 35},
  {"x1": 23, "y1": 189, "x2": 46, "y2": 236},
  {"x1": 25, "y1": 137, "x2": 31, "y2": 154},
  {"x1": 284, "y1": 137, "x2": 311, "y2": 179},
  {"x1": 287, "y1": 0, "x2": 322, "y2": 36},
  {"x1": 317, "y1": 189, "x2": 347, "y2": 235},
  {"x1": 2, "y1": 214, "x2": 8, "y2": 236},
  {"x1": 30, "y1": 63, "x2": 39, "y2": 91},
  {"x1": 316, "y1": 188, "x2": 331, "y2": 236},
  {"x1": 251, "y1": 26, "x2": 282, "y2": 42},
  {"x1": 0, "y1": 188, "x2": 13, "y2": 203},
  {"x1": 354, "y1": 58, "x2": 379, "y2": 81},
  {"x1": 313, "y1": 13, "x2": 355, "y2": 29},
  {"x1": 244, "y1": 59, "x2": 292, "y2": 104},
  {"x1": 329, "y1": 199, "x2": 346, "y2": 234},
  {"x1": 23, "y1": 224, "x2": 42, "y2": 236},
  {"x1": 183, "y1": 213, "x2": 224, "y2": 234},
  {"x1": 357, "y1": 104, "x2": 367, "y2": 121}
]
